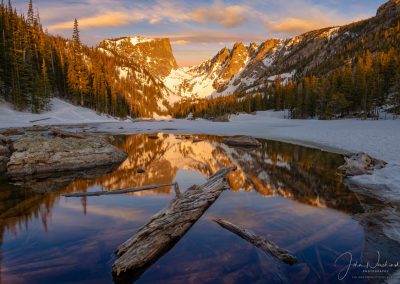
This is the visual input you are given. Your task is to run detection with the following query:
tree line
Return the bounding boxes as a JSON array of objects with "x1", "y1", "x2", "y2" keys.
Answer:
[
  {"x1": 172, "y1": 47, "x2": 400, "y2": 120},
  {"x1": 0, "y1": 0, "x2": 168, "y2": 118}
]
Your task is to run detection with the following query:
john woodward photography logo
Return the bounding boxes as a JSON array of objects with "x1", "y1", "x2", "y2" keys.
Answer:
[{"x1": 335, "y1": 251, "x2": 400, "y2": 281}]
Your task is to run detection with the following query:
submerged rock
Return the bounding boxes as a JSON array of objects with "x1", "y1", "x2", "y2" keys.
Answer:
[
  {"x1": 338, "y1": 152, "x2": 387, "y2": 177},
  {"x1": 7, "y1": 134, "x2": 127, "y2": 179},
  {"x1": 223, "y1": 136, "x2": 262, "y2": 148},
  {"x1": 0, "y1": 134, "x2": 13, "y2": 173}
]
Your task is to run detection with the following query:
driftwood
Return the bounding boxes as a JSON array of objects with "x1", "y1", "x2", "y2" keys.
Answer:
[
  {"x1": 29, "y1": 117, "x2": 51, "y2": 123},
  {"x1": 213, "y1": 218, "x2": 297, "y2": 265},
  {"x1": 63, "y1": 183, "x2": 176, "y2": 197},
  {"x1": 112, "y1": 166, "x2": 236, "y2": 283},
  {"x1": 223, "y1": 136, "x2": 262, "y2": 148},
  {"x1": 50, "y1": 128, "x2": 87, "y2": 139}
]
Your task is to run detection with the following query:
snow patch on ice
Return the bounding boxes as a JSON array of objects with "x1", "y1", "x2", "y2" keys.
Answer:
[{"x1": 0, "y1": 98, "x2": 120, "y2": 128}]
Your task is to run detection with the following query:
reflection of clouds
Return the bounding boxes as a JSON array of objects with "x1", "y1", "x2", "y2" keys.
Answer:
[{"x1": 60, "y1": 202, "x2": 147, "y2": 222}]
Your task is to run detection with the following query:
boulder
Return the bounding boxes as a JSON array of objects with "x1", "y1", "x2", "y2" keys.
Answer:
[
  {"x1": 7, "y1": 134, "x2": 127, "y2": 179},
  {"x1": 338, "y1": 152, "x2": 387, "y2": 177},
  {"x1": 0, "y1": 134, "x2": 13, "y2": 173},
  {"x1": 223, "y1": 136, "x2": 262, "y2": 148}
]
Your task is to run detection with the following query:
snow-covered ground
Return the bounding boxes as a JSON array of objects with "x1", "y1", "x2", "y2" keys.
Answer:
[
  {"x1": 0, "y1": 101, "x2": 399, "y2": 193},
  {"x1": 0, "y1": 98, "x2": 120, "y2": 127}
]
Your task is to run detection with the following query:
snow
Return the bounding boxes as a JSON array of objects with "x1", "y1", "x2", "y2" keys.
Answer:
[
  {"x1": 117, "y1": 66, "x2": 129, "y2": 79},
  {"x1": 98, "y1": 48, "x2": 113, "y2": 57},
  {"x1": 129, "y1": 36, "x2": 154, "y2": 46},
  {"x1": 0, "y1": 98, "x2": 120, "y2": 128},
  {"x1": 163, "y1": 67, "x2": 217, "y2": 99},
  {"x1": 268, "y1": 70, "x2": 296, "y2": 84}
]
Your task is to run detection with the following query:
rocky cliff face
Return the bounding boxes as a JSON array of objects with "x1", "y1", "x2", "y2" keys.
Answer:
[{"x1": 99, "y1": 36, "x2": 178, "y2": 77}]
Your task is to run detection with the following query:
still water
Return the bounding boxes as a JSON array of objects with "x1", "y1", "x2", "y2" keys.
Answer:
[{"x1": 0, "y1": 134, "x2": 394, "y2": 283}]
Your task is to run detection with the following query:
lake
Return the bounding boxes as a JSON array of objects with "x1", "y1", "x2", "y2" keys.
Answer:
[{"x1": 0, "y1": 133, "x2": 397, "y2": 283}]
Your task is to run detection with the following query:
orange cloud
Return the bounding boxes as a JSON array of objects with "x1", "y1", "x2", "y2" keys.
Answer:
[
  {"x1": 190, "y1": 1, "x2": 249, "y2": 28},
  {"x1": 49, "y1": 11, "x2": 132, "y2": 30},
  {"x1": 268, "y1": 18, "x2": 330, "y2": 33}
]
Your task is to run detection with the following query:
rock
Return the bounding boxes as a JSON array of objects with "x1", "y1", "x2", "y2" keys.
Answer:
[
  {"x1": 7, "y1": 134, "x2": 127, "y2": 179},
  {"x1": 223, "y1": 136, "x2": 262, "y2": 148},
  {"x1": 211, "y1": 114, "x2": 230, "y2": 122},
  {"x1": 136, "y1": 168, "x2": 145, "y2": 174},
  {"x1": 147, "y1": 135, "x2": 159, "y2": 140},
  {"x1": 338, "y1": 152, "x2": 387, "y2": 177},
  {"x1": 0, "y1": 134, "x2": 13, "y2": 174},
  {"x1": 0, "y1": 128, "x2": 24, "y2": 136}
]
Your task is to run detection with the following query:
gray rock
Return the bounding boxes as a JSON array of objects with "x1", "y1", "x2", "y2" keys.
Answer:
[
  {"x1": 7, "y1": 134, "x2": 127, "y2": 179},
  {"x1": 338, "y1": 152, "x2": 387, "y2": 177},
  {"x1": 223, "y1": 136, "x2": 262, "y2": 148},
  {"x1": 0, "y1": 134, "x2": 13, "y2": 173}
]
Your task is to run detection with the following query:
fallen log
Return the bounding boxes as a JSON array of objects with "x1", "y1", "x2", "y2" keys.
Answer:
[
  {"x1": 213, "y1": 218, "x2": 297, "y2": 265},
  {"x1": 29, "y1": 117, "x2": 51, "y2": 123},
  {"x1": 63, "y1": 183, "x2": 176, "y2": 197},
  {"x1": 50, "y1": 128, "x2": 87, "y2": 139},
  {"x1": 112, "y1": 166, "x2": 236, "y2": 283},
  {"x1": 223, "y1": 136, "x2": 262, "y2": 148}
]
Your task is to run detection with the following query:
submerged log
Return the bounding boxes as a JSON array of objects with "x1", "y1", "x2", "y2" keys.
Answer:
[
  {"x1": 213, "y1": 218, "x2": 297, "y2": 265},
  {"x1": 112, "y1": 166, "x2": 236, "y2": 283},
  {"x1": 50, "y1": 128, "x2": 87, "y2": 139},
  {"x1": 29, "y1": 117, "x2": 51, "y2": 123},
  {"x1": 223, "y1": 136, "x2": 262, "y2": 148},
  {"x1": 63, "y1": 183, "x2": 176, "y2": 197}
]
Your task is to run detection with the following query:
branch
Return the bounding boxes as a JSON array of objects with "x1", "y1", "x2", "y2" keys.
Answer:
[
  {"x1": 63, "y1": 183, "x2": 176, "y2": 197},
  {"x1": 213, "y1": 218, "x2": 297, "y2": 265}
]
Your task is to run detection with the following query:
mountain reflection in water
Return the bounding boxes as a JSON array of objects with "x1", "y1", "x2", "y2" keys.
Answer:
[{"x1": 0, "y1": 133, "x2": 396, "y2": 284}]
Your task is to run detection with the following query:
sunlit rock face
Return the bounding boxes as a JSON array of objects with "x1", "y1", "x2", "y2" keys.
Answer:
[{"x1": 99, "y1": 36, "x2": 178, "y2": 78}]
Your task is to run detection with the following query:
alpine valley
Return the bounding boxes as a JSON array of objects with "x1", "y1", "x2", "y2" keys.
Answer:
[{"x1": 0, "y1": 0, "x2": 400, "y2": 118}]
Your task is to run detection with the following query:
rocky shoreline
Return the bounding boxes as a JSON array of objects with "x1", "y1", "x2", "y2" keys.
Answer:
[{"x1": 0, "y1": 128, "x2": 127, "y2": 183}]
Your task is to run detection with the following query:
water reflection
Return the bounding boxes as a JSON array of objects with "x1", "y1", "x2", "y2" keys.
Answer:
[{"x1": 0, "y1": 133, "x2": 397, "y2": 283}]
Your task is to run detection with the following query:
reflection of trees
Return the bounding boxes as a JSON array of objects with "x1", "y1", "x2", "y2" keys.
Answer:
[{"x1": 223, "y1": 140, "x2": 364, "y2": 214}]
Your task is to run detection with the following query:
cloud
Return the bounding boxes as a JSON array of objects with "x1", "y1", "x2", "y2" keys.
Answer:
[
  {"x1": 152, "y1": 31, "x2": 265, "y2": 45},
  {"x1": 46, "y1": 0, "x2": 251, "y2": 31},
  {"x1": 268, "y1": 18, "x2": 332, "y2": 33},
  {"x1": 190, "y1": 1, "x2": 249, "y2": 28},
  {"x1": 171, "y1": 40, "x2": 192, "y2": 45},
  {"x1": 49, "y1": 11, "x2": 132, "y2": 30}
]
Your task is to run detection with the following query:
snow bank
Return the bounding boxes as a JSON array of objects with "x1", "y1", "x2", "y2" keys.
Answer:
[{"x1": 0, "y1": 98, "x2": 120, "y2": 128}]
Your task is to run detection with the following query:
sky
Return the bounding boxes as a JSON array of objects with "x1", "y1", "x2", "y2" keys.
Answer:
[{"x1": 13, "y1": 0, "x2": 388, "y2": 66}]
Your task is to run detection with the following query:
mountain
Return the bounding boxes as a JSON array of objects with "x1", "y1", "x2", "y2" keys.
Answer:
[
  {"x1": 92, "y1": 0, "x2": 399, "y2": 111},
  {"x1": 164, "y1": 0, "x2": 400, "y2": 100},
  {"x1": 99, "y1": 36, "x2": 178, "y2": 78}
]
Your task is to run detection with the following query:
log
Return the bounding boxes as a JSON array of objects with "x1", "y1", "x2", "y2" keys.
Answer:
[
  {"x1": 63, "y1": 183, "x2": 176, "y2": 197},
  {"x1": 29, "y1": 117, "x2": 51, "y2": 123},
  {"x1": 223, "y1": 136, "x2": 262, "y2": 148},
  {"x1": 50, "y1": 128, "x2": 87, "y2": 139},
  {"x1": 112, "y1": 166, "x2": 237, "y2": 283},
  {"x1": 213, "y1": 218, "x2": 297, "y2": 265}
]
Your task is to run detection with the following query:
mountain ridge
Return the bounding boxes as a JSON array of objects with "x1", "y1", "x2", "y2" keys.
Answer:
[{"x1": 95, "y1": 0, "x2": 399, "y2": 107}]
